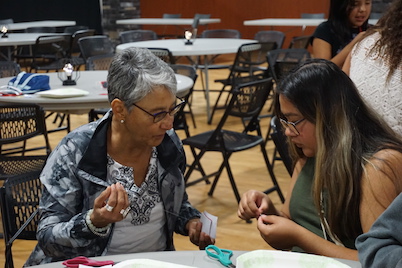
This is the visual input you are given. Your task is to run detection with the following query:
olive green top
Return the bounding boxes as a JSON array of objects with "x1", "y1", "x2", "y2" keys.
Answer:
[{"x1": 288, "y1": 157, "x2": 356, "y2": 252}]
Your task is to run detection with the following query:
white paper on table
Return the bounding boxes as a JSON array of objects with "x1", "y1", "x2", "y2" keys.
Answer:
[{"x1": 200, "y1": 211, "x2": 218, "y2": 239}]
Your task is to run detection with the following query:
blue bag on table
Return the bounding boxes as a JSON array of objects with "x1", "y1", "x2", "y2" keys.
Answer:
[{"x1": 8, "y1": 72, "x2": 50, "y2": 94}]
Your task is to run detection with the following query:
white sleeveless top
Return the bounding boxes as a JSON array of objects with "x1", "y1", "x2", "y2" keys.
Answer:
[{"x1": 350, "y1": 31, "x2": 402, "y2": 137}]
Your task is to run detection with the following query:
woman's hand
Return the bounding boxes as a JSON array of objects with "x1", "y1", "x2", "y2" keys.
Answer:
[
  {"x1": 91, "y1": 183, "x2": 130, "y2": 227},
  {"x1": 187, "y1": 218, "x2": 215, "y2": 249},
  {"x1": 238, "y1": 190, "x2": 273, "y2": 220},
  {"x1": 257, "y1": 214, "x2": 301, "y2": 250}
]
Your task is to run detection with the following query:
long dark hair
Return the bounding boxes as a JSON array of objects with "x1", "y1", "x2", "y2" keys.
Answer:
[
  {"x1": 274, "y1": 59, "x2": 402, "y2": 241},
  {"x1": 328, "y1": 0, "x2": 370, "y2": 47}
]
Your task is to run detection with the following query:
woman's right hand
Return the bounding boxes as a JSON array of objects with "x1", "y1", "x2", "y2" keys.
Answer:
[
  {"x1": 237, "y1": 190, "x2": 271, "y2": 220},
  {"x1": 90, "y1": 183, "x2": 130, "y2": 228}
]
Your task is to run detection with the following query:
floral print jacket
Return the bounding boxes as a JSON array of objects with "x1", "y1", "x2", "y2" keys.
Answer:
[{"x1": 25, "y1": 111, "x2": 200, "y2": 266}]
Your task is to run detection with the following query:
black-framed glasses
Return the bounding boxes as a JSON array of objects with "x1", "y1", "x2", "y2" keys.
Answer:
[
  {"x1": 279, "y1": 117, "x2": 306, "y2": 135},
  {"x1": 132, "y1": 97, "x2": 185, "y2": 123}
]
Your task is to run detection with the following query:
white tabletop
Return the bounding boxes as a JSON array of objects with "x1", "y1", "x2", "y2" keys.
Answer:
[
  {"x1": 6, "y1": 20, "x2": 76, "y2": 31},
  {"x1": 0, "y1": 71, "x2": 193, "y2": 113},
  {"x1": 116, "y1": 38, "x2": 256, "y2": 56},
  {"x1": 28, "y1": 250, "x2": 362, "y2": 268},
  {"x1": 116, "y1": 18, "x2": 221, "y2": 26},
  {"x1": 244, "y1": 18, "x2": 378, "y2": 26}
]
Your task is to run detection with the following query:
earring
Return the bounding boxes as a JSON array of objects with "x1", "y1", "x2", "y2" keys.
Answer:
[{"x1": 120, "y1": 119, "x2": 125, "y2": 124}]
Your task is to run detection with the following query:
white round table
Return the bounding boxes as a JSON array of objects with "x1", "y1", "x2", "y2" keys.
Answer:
[
  {"x1": 116, "y1": 38, "x2": 257, "y2": 121},
  {"x1": 0, "y1": 71, "x2": 193, "y2": 113},
  {"x1": 116, "y1": 38, "x2": 255, "y2": 57}
]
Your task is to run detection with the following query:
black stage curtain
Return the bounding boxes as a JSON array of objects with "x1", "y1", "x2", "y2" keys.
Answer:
[{"x1": 0, "y1": 0, "x2": 103, "y2": 34}]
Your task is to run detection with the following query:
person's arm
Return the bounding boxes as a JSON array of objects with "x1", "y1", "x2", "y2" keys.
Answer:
[
  {"x1": 356, "y1": 193, "x2": 402, "y2": 268},
  {"x1": 342, "y1": 52, "x2": 352, "y2": 75},
  {"x1": 257, "y1": 215, "x2": 358, "y2": 260},
  {"x1": 36, "y1": 139, "x2": 108, "y2": 259},
  {"x1": 313, "y1": 32, "x2": 366, "y2": 68}
]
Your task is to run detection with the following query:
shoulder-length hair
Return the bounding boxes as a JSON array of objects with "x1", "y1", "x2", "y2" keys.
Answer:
[
  {"x1": 274, "y1": 58, "x2": 402, "y2": 241},
  {"x1": 328, "y1": 0, "x2": 370, "y2": 47}
]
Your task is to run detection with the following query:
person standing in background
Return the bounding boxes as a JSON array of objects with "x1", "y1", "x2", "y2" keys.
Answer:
[
  {"x1": 312, "y1": 0, "x2": 372, "y2": 67},
  {"x1": 343, "y1": 0, "x2": 402, "y2": 136}
]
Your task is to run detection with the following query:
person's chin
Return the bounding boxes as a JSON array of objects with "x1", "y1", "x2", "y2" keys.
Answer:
[
  {"x1": 301, "y1": 148, "x2": 315, "y2": 158},
  {"x1": 152, "y1": 134, "x2": 165, "y2": 145}
]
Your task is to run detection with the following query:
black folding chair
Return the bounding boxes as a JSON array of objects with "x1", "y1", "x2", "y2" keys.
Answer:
[{"x1": 183, "y1": 77, "x2": 285, "y2": 204}]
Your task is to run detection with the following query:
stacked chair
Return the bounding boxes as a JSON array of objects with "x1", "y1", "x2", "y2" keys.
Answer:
[
  {"x1": 0, "y1": 103, "x2": 50, "y2": 268},
  {"x1": 78, "y1": 35, "x2": 115, "y2": 122}
]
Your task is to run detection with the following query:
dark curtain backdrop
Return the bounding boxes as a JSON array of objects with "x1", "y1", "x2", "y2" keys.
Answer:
[{"x1": 0, "y1": 0, "x2": 103, "y2": 34}]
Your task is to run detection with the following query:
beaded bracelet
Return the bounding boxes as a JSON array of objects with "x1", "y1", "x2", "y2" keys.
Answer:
[{"x1": 85, "y1": 209, "x2": 111, "y2": 237}]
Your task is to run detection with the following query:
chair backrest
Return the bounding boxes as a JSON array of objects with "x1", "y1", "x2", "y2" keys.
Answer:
[
  {"x1": 0, "y1": 61, "x2": 21, "y2": 78},
  {"x1": 0, "y1": 103, "x2": 51, "y2": 156},
  {"x1": 170, "y1": 64, "x2": 198, "y2": 83},
  {"x1": 288, "y1": 35, "x2": 312, "y2": 49},
  {"x1": 29, "y1": 34, "x2": 72, "y2": 71},
  {"x1": 254, "y1": 30, "x2": 286, "y2": 49},
  {"x1": 301, "y1": 13, "x2": 325, "y2": 19},
  {"x1": 194, "y1": 13, "x2": 211, "y2": 19},
  {"x1": 78, "y1": 35, "x2": 115, "y2": 60},
  {"x1": 0, "y1": 169, "x2": 43, "y2": 268},
  {"x1": 85, "y1": 53, "x2": 115, "y2": 70},
  {"x1": 147, "y1": 48, "x2": 175, "y2": 64},
  {"x1": 226, "y1": 42, "x2": 265, "y2": 79},
  {"x1": 170, "y1": 64, "x2": 198, "y2": 136},
  {"x1": 119, "y1": 30, "x2": 158, "y2": 44},
  {"x1": 192, "y1": 13, "x2": 211, "y2": 29},
  {"x1": 270, "y1": 115, "x2": 293, "y2": 176},
  {"x1": 163, "y1": 13, "x2": 181, "y2": 18},
  {"x1": 213, "y1": 77, "x2": 274, "y2": 137},
  {"x1": 25, "y1": 26, "x2": 56, "y2": 33},
  {"x1": 266, "y1": 48, "x2": 311, "y2": 83},
  {"x1": 201, "y1": 29, "x2": 241, "y2": 39},
  {"x1": 63, "y1": 25, "x2": 89, "y2": 34},
  {"x1": 69, "y1": 29, "x2": 96, "y2": 56}
]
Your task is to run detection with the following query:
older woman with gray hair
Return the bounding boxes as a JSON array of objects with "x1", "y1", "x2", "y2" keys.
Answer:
[{"x1": 25, "y1": 47, "x2": 214, "y2": 266}]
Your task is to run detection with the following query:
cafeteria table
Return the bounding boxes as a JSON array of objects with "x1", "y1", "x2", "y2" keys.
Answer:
[
  {"x1": 116, "y1": 38, "x2": 256, "y2": 122},
  {"x1": 0, "y1": 71, "x2": 194, "y2": 113},
  {"x1": 28, "y1": 250, "x2": 362, "y2": 268},
  {"x1": 244, "y1": 18, "x2": 378, "y2": 27},
  {"x1": 6, "y1": 20, "x2": 76, "y2": 32},
  {"x1": 116, "y1": 18, "x2": 221, "y2": 26}
]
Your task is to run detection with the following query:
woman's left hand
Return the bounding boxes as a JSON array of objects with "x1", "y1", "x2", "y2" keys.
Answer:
[
  {"x1": 257, "y1": 214, "x2": 302, "y2": 250},
  {"x1": 187, "y1": 218, "x2": 215, "y2": 249}
]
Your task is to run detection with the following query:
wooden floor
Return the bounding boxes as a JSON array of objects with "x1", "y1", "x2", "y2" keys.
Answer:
[{"x1": 0, "y1": 62, "x2": 291, "y2": 268}]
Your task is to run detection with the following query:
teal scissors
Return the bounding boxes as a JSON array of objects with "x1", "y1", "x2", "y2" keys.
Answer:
[{"x1": 206, "y1": 245, "x2": 236, "y2": 268}]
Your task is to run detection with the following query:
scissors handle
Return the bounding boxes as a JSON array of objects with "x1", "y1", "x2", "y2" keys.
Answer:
[{"x1": 206, "y1": 245, "x2": 233, "y2": 267}]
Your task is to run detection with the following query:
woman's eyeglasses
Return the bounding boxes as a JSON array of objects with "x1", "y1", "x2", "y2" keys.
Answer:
[
  {"x1": 132, "y1": 97, "x2": 185, "y2": 123},
  {"x1": 279, "y1": 118, "x2": 305, "y2": 135}
]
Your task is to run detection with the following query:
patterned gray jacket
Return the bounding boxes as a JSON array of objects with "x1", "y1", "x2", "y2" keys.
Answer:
[{"x1": 25, "y1": 111, "x2": 201, "y2": 266}]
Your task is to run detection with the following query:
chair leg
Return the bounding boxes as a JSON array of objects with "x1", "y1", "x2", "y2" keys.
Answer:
[
  {"x1": 184, "y1": 148, "x2": 210, "y2": 186},
  {"x1": 207, "y1": 161, "x2": 225, "y2": 196},
  {"x1": 5, "y1": 243, "x2": 14, "y2": 268},
  {"x1": 260, "y1": 142, "x2": 285, "y2": 203},
  {"x1": 208, "y1": 85, "x2": 228, "y2": 124},
  {"x1": 189, "y1": 146, "x2": 207, "y2": 178}
]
